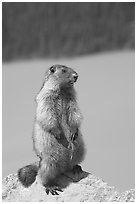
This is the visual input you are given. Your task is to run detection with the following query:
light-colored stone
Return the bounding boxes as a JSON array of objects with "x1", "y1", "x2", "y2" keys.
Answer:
[{"x1": 2, "y1": 171, "x2": 135, "y2": 202}]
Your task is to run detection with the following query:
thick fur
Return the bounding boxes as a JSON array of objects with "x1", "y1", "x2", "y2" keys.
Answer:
[
  {"x1": 18, "y1": 162, "x2": 39, "y2": 187},
  {"x1": 18, "y1": 65, "x2": 85, "y2": 191}
]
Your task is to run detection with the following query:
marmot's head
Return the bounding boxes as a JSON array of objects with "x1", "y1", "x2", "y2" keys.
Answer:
[
  {"x1": 44, "y1": 65, "x2": 78, "y2": 89},
  {"x1": 37, "y1": 65, "x2": 78, "y2": 102}
]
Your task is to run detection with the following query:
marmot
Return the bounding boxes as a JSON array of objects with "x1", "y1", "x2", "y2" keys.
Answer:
[{"x1": 18, "y1": 65, "x2": 85, "y2": 195}]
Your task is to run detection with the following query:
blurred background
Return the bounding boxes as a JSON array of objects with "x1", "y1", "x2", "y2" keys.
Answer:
[
  {"x1": 2, "y1": 2, "x2": 135, "y2": 192},
  {"x1": 2, "y1": 2, "x2": 135, "y2": 61}
]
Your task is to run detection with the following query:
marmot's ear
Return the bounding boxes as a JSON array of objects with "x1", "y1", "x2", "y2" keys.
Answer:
[{"x1": 49, "y1": 66, "x2": 56, "y2": 73}]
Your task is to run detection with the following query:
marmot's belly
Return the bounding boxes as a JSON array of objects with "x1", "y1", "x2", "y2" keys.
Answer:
[
  {"x1": 34, "y1": 123, "x2": 70, "y2": 155},
  {"x1": 33, "y1": 123, "x2": 85, "y2": 170}
]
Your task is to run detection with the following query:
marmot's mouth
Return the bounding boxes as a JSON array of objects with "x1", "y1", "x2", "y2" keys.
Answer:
[
  {"x1": 61, "y1": 81, "x2": 74, "y2": 88},
  {"x1": 69, "y1": 80, "x2": 75, "y2": 85}
]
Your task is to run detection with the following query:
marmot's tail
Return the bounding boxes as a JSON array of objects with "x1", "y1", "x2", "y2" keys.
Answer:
[{"x1": 18, "y1": 161, "x2": 39, "y2": 187}]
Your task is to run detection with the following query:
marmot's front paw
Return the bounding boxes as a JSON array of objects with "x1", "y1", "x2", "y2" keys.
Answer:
[
  {"x1": 45, "y1": 186, "x2": 63, "y2": 195},
  {"x1": 71, "y1": 128, "x2": 78, "y2": 142},
  {"x1": 49, "y1": 128, "x2": 62, "y2": 139}
]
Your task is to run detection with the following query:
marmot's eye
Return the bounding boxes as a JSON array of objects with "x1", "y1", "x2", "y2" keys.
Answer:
[
  {"x1": 62, "y1": 68, "x2": 66, "y2": 73},
  {"x1": 50, "y1": 66, "x2": 56, "y2": 73}
]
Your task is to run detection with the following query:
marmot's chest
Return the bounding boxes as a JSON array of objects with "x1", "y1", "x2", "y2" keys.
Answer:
[{"x1": 56, "y1": 98, "x2": 69, "y2": 123}]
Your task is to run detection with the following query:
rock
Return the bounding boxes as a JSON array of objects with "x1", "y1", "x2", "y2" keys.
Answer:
[{"x1": 2, "y1": 171, "x2": 135, "y2": 202}]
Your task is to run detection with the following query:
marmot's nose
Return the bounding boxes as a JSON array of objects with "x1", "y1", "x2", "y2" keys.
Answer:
[{"x1": 73, "y1": 72, "x2": 78, "y2": 82}]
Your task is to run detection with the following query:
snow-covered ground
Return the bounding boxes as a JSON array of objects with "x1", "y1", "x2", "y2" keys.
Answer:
[{"x1": 2, "y1": 51, "x2": 135, "y2": 191}]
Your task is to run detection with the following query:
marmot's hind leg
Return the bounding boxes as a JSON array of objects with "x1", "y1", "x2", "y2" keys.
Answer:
[
  {"x1": 44, "y1": 181, "x2": 63, "y2": 195},
  {"x1": 72, "y1": 164, "x2": 82, "y2": 174},
  {"x1": 39, "y1": 159, "x2": 63, "y2": 195}
]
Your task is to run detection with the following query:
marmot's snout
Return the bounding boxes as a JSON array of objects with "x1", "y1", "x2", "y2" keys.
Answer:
[{"x1": 72, "y1": 72, "x2": 78, "y2": 83}]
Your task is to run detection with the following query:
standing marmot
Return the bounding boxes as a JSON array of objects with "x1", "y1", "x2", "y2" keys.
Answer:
[{"x1": 18, "y1": 65, "x2": 85, "y2": 195}]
